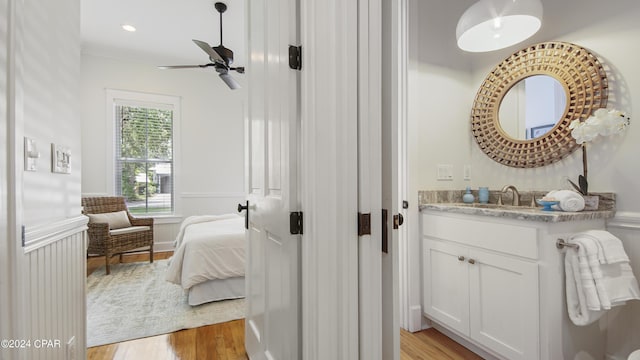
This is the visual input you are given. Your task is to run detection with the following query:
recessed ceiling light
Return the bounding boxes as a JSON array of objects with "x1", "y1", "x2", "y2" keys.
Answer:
[{"x1": 122, "y1": 24, "x2": 136, "y2": 32}]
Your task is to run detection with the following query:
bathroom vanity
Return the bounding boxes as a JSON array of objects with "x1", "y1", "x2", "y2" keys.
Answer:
[{"x1": 419, "y1": 191, "x2": 615, "y2": 360}]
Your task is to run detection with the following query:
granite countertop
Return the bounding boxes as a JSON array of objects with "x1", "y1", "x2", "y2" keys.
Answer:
[
  {"x1": 418, "y1": 190, "x2": 616, "y2": 223},
  {"x1": 419, "y1": 203, "x2": 614, "y2": 223}
]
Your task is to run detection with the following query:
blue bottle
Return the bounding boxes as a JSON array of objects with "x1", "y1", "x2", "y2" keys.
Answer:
[
  {"x1": 463, "y1": 186, "x2": 475, "y2": 203},
  {"x1": 478, "y1": 187, "x2": 489, "y2": 204}
]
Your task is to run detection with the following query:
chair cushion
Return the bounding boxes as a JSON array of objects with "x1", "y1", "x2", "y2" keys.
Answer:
[
  {"x1": 88, "y1": 210, "x2": 132, "y2": 230},
  {"x1": 109, "y1": 226, "x2": 151, "y2": 236}
]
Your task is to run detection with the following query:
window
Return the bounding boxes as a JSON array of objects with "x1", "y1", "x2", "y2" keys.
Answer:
[{"x1": 107, "y1": 90, "x2": 180, "y2": 215}]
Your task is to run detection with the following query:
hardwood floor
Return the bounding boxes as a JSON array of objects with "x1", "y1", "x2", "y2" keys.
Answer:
[
  {"x1": 87, "y1": 320, "x2": 248, "y2": 360},
  {"x1": 87, "y1": 253, "x2": 482, "y2": 359},
  {"x1": 86, "y1": 251, "x2": 173, "y2": 276},
  {"x1": 400, "y1": 328, "x2": 484, "y2": 360}
]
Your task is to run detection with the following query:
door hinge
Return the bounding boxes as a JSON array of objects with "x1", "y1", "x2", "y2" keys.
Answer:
[
  {"x1": 382, "y1": 209, "x2": 388, "y2": 253},
  {"x1": 290, "y1": 211, "x2": 303, "y2": 235},
  {"x1": 21, "y1": 225, "x2": 26, "y2": 247},
  {"x1": 289, "y1": 45, "x2": 302, "y2": 70},
  {"x1": 358, "y1": 213, "x2": 371, "y2": 236}
]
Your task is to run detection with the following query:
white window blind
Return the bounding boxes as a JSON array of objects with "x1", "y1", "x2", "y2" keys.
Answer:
[{"x1": 114, "y1": 102, "x2": 174, "y2": 214}]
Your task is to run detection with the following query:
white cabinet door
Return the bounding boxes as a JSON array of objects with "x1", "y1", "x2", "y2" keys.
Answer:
[
  {"x1": 244, "y1": 0, "x2": 300, "y2": 358},
  {"x1": 423, "y1": 239, "x2": 469, "y2": 335},
  {"x1": 468, "y1": 249, "x2": 539, "y2": 360}
]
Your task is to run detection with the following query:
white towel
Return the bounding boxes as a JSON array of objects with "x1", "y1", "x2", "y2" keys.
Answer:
[
  {"x1": 601, "y1": 262, "x2": 640, "y2": 305},
  {"x1": 574, "y1": 230, "x2": 630, "y2": 264},
  {"x1": 545, "y1": 190, "x2": 585, "y2": 212},
  {"x1": 565, "y1": 232, "x2": 640, "y2": 326},
  {"x1": 571, "y1": 237, "x2": 607, "y2": 310},
  {"x1": 565, "y1": 246, "x2": 606, "y2": 325}
]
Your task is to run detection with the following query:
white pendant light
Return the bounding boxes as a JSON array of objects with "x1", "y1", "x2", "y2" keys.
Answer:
[{"x1": 456, "y1": 0, "x2": 543, "y2": 52}]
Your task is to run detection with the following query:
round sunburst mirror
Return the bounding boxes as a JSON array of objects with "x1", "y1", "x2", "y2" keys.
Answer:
[{"x1": 471, "y1": 41, "x2": 608, "y2": 168}]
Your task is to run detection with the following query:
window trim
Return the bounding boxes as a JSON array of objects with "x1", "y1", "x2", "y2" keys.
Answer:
[{"x1": 105, "y1": 89, "x2": 181, "y2": 216}]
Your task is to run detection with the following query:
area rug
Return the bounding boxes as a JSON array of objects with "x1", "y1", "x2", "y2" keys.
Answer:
[{"x1": 86, "y1": 259, "x2": 245, "y2": 347}]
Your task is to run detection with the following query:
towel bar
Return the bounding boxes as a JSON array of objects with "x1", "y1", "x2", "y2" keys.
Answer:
[{"x1": 556, "y1": 238, "x2": 579, "y2": 250}]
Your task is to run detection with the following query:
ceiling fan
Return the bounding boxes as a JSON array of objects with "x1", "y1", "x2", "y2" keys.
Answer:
[{"x1": 158, "y1": 2, "x2": 244, "y2": 90}]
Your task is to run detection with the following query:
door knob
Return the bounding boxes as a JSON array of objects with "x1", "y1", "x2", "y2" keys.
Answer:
[
  {"x1": 238, "y1": 201, "x2": 248, "y2": 213},
  {"x1": 468, "y1": 259, "x2": 476, "y2": 265},
  {"x1": 237, "y1": 201, "x2": 249, "y2": 229},
  {"x1": 458, "y1": 255, "x2": 465, "y2": 262},
  {"x1": 393, "y1": 213, "x2": 404, "y2": 229}
]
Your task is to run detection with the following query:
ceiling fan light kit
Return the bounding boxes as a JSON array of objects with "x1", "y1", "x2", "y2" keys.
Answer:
[
  {"x1": 158, "y1": 2, "x2": 244, "y2": 90},
  {"x1": 456, "y1": 0, "x2": 543, "y2": 53}
]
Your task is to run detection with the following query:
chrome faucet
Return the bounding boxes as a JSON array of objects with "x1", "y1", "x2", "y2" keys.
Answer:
[{"x1": 501, "y1": 185, "x2": 520, "y2": 206}]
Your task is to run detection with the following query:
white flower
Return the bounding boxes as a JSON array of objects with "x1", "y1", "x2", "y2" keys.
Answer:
[
  {"x1": 569, "y1": 119, "x2": 582, "y2": 129},
  {"x1": 571, "y1": 122, "x2": 598, "y2": 144},
  {"x1": 570, "y1": 108, "x2": 631, "y2": 144}
]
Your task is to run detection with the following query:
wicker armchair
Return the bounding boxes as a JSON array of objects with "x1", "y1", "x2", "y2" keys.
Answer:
[{"x1": 82, "y1": 196, "x2": 154, "y2": 275}]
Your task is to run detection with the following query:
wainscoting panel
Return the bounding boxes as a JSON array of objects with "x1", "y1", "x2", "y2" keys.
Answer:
[
  {"x1": 180, "y1": 192, "x2": 246, "y2": 217},
  {"x1": 606, "y1": 212, "x2": 640, "y2": 360},
  {"x1": 19, "y1": 216, "x2": 88, "y2": 360}
]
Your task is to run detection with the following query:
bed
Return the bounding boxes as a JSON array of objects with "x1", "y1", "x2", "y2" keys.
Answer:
[{"x1": 165, "y1": 214, "x2": 245, "y2": 305}]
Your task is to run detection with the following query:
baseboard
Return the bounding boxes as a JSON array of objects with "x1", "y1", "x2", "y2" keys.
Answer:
[
  {"x1": 154, "y1": 241, "x2": 175, "y2": 253},
  {"x1": 409, "y1": 305, "x2": 422, "y2": 332},
  {"x1": 431, "y1": 322, "x2": 500, "y2": 360}
]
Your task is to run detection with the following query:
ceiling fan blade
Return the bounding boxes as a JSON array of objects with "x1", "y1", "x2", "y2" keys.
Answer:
[
  {"x1": 193, "y1": 39, "x2": 225, "y2": 63},
  {"x1": 219, "y1": 73, "x2": 241, "y2": 90},
  {"x1": 231, "y1": 66, "x2": 245, "y2": 74},
  {"x1": 158, "y1": 64, "x2": 208, "y2": 69}
]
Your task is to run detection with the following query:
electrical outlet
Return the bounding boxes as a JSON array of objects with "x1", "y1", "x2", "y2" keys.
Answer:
[
  {"x1": 463, "y1": 164, "x2": 471, "y2": 180},
  {"x1": 66, "y1": 336, "x2": 76, "y2": 360},
  {"x1": 436, "y1": 164, "x2": 453, "y2": 181}
]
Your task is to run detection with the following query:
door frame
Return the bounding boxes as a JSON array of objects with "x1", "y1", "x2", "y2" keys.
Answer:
[
  {"x1": 393, "y1": 0, "x2": 413, "y2": 333},
  {"x1": 300, "y1": 1, "x2": 360, "y2": 359},
  {"x1": 0, "y1": 0, "x2": 14, "y2": 346},
  {"x1": 357, "y1": 0, "x2": 382, "y2": 357},
  {"x1": 298, "y1": 0, "x2": 409, "y2": 357}
]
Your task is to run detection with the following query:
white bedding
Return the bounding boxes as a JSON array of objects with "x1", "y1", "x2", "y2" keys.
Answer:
[{"x1": 166, "y1": 214, "x2": 245, "y2": 290}]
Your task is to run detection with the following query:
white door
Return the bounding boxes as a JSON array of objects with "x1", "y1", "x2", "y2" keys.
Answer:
[{"x1": 244, "y1": 0, "x2": 300, "y2": 358}]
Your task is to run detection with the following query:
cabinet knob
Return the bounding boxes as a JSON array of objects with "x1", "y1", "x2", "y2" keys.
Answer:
[
  {"x1": 458, "y1": 255, "x2": 465, "y2": 262},
  {"x1": 468, "y1": 258, "x2": 476, "y2": 265}
]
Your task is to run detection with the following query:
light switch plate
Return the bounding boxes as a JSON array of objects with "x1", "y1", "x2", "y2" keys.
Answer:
[
  {"x1": 436, "y1": 164, "x2": 453, "y2": 181},
  {"x1": 463, "y1": 164, "x2": 471, "y2": 180},
  {"x1": 51, "y1": 143, "x2": 71, "y2": 174},
  {"x1": 24, "y1": 137, "x2": 40, "y2": 171}
]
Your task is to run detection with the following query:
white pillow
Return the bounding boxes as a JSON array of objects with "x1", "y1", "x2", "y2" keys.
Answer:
[{"x1": 87, "y1": 210, "x2": 132, "y2": 230}]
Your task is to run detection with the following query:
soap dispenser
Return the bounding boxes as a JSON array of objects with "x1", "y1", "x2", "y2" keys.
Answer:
[{"x1": 463, "y1": 186, "x2": 475, "y2": 203}]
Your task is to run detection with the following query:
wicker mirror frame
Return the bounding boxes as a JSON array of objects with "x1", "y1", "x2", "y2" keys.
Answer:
[{"x1": 471, "y1": 41, "x2": 608, "y2": 168}]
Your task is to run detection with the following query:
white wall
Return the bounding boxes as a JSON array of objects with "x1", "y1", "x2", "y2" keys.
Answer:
[
  {"x1": 406, "y1": 0, "x2": 476, "y2": 331},
  {"x1": 2, "y1": 0, "x2": 88, "y2": 358},
  {"x1": 21, "y1": 0, "x2": 83, "y2": 226},
  {"x1": 80, "y1": 54, "x2": 246, "y2": 250},
  {"x1": 0, "y1": 0, "x2": 11, "y2": 348},
  {"x1": 408, "y1": 0, "x2": 640, "y2": 357},
  {"x1": 469, "y1": 1, "x2": 640, "y2": 209}
]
